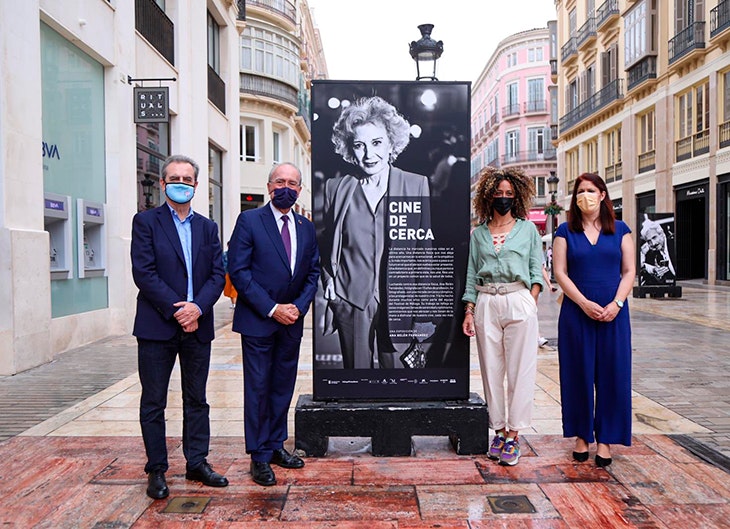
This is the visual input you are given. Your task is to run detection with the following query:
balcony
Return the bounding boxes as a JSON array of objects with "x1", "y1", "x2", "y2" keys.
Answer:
[
  {"x1": 577, "y1": 17, "x2": 597, "y2": 50},
  {"x1": 240, "y1": 72, "x2": 298, "y2": 108},
  {"x1": 502, "y1": 103, "x2": 521, "y2": 120},
  {"x1": 245, "y1": 0, "x2": 296, "y2": 26},
  {"x1": 711, "y1": 0, "x2": 730, "y2": 38},
  {"x1": 208, "y1": 66, "x2": 226, "y2": 113},
  {"x1": 524, "y1": 100, "x2": 548, "y2": 114},
  {"x1": 550, "y1": 124, "x2": 558, "y2": 141},
  {"x1": 550, "y1": 59, "x2": 558, "y2": 78},
  {"x1": 135, "y1": 0, "x2": 174, "y2": 65},
  {"x1": 561, "y1": 36, "x2": 577, "y2": 65},
  {"x1": 487, "y1": 112, "x2": 500, "y2": 130},
  {"x1": 501, "y1": 149, "x2": 557, "y2": 166},
  {"x1": 675, "y1": 129, "x2": 710, "y2": 162},
  {"x1": 721, "y1": 120, "x2": 730, "y2": 148},
  {"x1": 627, "y1": 56, "x2": 657, "y2": 91},
  {"x1": 669, "y1": 21, "x2": 706, "y2": 64},
  {"x1": 596, "y1": 0, "x2": 619, "y2": 29},
  {"x1": 559, "y1": 78, "x2": 623, "y2": 133},
  {"x1": 604, "y1": 162, "x2": 622, "y2": 183},
  {"x1": 638, "y1": 150, "x2": 656, "y2": 173}
]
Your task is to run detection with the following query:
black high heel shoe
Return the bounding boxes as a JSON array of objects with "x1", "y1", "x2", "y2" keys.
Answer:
[
  {"x1": 572, "y1": 451, "x2": 589, "y2": 462},
  {"x1": 595, "y1": 454, "x2": 612, "y2": 467}
]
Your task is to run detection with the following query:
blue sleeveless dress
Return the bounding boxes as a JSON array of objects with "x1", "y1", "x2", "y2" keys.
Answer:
[{"x1": 556, "y1": 220, "x2": 632, "y2": 446}]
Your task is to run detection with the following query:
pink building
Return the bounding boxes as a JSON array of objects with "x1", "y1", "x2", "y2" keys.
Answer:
[{"x1": 471, "y1": 26, "x2": 557, "y2": 235}]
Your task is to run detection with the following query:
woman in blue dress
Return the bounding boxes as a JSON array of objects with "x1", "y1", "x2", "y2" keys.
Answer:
[{"x1": 553, "y1": 173, "x2": 635, "y2": 467}]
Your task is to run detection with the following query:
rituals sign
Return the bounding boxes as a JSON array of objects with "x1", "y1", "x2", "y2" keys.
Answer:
[{"x1": 134, "y1": 87, "x2": 169, "y2": 123}]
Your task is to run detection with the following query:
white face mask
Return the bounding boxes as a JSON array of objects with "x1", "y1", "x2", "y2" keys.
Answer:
[{"x1": 576, "y1": 193, "x2": 600, "y2": 214}]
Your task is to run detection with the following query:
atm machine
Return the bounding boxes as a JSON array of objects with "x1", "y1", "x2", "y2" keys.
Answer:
[
  {"x1": 44, "y1": 192, "x2": 72, "y2": 280},
  {"x1": 76, "y1": 199, "x2": 106, "y2": 278}
]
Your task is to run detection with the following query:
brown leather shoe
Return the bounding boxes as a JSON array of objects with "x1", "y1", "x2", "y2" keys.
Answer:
[{"x1": 271, "y1": 448, "x2": 305, "y2": 469}]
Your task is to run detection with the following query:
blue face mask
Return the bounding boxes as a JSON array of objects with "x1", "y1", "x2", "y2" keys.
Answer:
[
  {"x1": 272, "y1": 187, "x2": 298, "y2": 210},
  {"x1": 165, "y1": 183, "x2": 195, "y2": 204}
]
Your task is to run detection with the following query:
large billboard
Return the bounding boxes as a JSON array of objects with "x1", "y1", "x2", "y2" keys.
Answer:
[{"x1": 311, "y1": 81, "x2": 471, "y2": 400}]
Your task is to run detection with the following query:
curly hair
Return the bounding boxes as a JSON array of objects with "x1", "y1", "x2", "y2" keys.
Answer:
[
  {"x1": 566, "y1": 172, "x2": 616, "y2": 234},
  {"x1": 331, "y1": 96, "x2": 411, "y2": 165},
  {"x1": 473, "y1": 166, "x2": 535, "y2": 223}
]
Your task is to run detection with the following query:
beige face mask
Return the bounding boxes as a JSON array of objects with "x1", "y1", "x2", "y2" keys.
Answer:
[{"x1": 576, "y1": 193, "x2": 600, "y2": 214}]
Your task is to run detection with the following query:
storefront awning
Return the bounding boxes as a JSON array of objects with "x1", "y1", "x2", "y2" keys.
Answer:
[{"x1": 527, "y1": 210, "x2": 547, "y2": 225}]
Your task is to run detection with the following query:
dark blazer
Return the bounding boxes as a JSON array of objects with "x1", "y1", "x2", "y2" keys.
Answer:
[
  {"x1": 228, "y1": 203, "x2": 320, "y2": 338},
  {"x1": 131, "y1": 204, "x2": 225, "y2": 343}
]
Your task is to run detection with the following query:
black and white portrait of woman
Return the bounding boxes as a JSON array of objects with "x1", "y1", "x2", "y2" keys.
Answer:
[{"x1": 639, "y1": 214, "x2": 676, "y2": 286}]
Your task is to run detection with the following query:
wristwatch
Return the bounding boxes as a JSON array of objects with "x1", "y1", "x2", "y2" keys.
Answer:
[{"x1": 614, "y1": 299, "x2": 624, "y2": 308}]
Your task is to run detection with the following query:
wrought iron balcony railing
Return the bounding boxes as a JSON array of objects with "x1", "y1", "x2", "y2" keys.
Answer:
[
  {"x1": 577, "y1": 16, "x2": 597, "y2": 48},
  {"x1": 720, "y1": 120, "x2": 730, "y2": 149},
  {"x1": 559, "y1": 78, "x2": 623, "y2": 132},
  {"x1": 208, "y1": 66, "x2": 226, "y2": 113},
  {"x1": 135, "y1": 0, "x2": 174, "y2": 65},
  {"x1": 669, "y1": 21, "x2": 706, "y2": 64},
  {"x1": 524, "y1": 100, "x2": 548, "y2": 114},
  {"x1": 627, "y1": 56, "x2": 657, "y2": 91},
  {"x1": 561, "y1": 36, "x2": 577, "y2": 63},
  {"x1": 675, "y1": 129, "x2": 709, "y2": 162},
  {"x1": 502, "y1": 104, "x2": 521, "y2": 119},
  {"x1": 245, "y1": 0, "x2": 296, "y2": 25},
  {"x1": 711, "y1": 0, "x2": 730, "y2": 38},
  {"x1": 240, "y1": 73, "x2": 298, "y2": 108},
  {"x1": 596, "y1": 0, "x2": 619, "y2": 29}
]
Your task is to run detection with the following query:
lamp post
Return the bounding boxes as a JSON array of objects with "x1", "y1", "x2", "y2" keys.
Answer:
[
  {"x1": 409, "y1": 24, "x2": 443, "y2": 81},
  {"x1": 546, "y1": 171, "x2": 560, "y2": 240},
  {"x1": 141, "y1": 175, "x2": 156, "y2": 210}
]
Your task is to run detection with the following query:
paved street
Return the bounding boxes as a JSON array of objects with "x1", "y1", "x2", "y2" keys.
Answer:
[{"x1": 0, "y1": 281, "x2": 729, "y2": 526}]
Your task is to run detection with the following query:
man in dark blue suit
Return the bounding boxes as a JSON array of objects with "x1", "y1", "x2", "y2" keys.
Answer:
[
  {"x1": 228, "y1": 162, "x2": 320, "y2": 486},
  {"x1": 131, "y1": 154, "x2": 228, "y2": 499}
]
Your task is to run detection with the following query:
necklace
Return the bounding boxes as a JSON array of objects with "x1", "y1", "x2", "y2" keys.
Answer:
[{"x1": 490, "y1": 218, "x2": 515, "y2": 227}]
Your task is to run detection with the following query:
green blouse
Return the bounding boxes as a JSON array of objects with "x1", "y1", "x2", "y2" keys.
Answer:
[{"x1": 462, "y1": 218, "x2": 544, "y2": 305}]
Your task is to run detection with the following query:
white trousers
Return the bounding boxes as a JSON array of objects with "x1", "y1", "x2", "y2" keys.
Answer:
[{"x1": 474, "y1": 286, "x2": 539, "y2": 432}]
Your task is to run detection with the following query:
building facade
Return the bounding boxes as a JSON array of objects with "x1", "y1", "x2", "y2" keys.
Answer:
[
  {"x1": 553, "y1": 0, "x2": 730, "y2": 284},
  {"x1": 236, "y1": 0, "x2": 328, "y2": 219},
  {"x1": 0, "y1": 0, "x2": 242, "y2": 374},
  {"x1": 471, "y1": 27, "x2": 558, "y2": 233}
]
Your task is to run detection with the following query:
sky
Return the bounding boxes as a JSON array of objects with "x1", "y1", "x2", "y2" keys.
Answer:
[{"x1": 308, "y1": 0, "x2": 558, "y2": 84}]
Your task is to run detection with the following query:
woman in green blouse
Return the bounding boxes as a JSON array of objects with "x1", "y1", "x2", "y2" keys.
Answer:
[{"x1": 462, "y1": 166, "x2": 544, "y2": 466}]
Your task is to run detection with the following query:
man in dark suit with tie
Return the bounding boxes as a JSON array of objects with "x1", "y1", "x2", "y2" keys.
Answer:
[
  {"x1": 228, "y1": 162, "x2": 320, "y2": 486},
  {"x1": 131, "y1": 154, "x2": 228, "y2": 499}
]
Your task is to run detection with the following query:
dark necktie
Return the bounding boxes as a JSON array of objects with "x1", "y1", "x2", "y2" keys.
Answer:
[{"x1": 281, "y1": 215, "x2": 291, "y2": 263}]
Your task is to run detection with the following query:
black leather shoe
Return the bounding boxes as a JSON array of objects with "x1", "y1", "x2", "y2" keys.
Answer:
[
  {"x1": 146, "y1": 469, "x2": 169, "y2": 500},
  {"x1": 595, "y1": 454, "x2": 612, "y2": 468},
  {"x1": 250, "y1": 461, "x2": 276, "y2": 486},
  {"x1": 271, "y1": 448, "x2": 305, "y2": 469},
  {"x1": 186, "y1": 461, "x2": 229, "y2": 487},
  {"x1": 572, "y1": 451, "x2": 589, "y2": 462}
]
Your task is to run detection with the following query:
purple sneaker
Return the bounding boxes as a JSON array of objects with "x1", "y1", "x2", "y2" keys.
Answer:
[
  {"x1": 487, "y1": 434, "x2": 505, "y2": 460},
  {"x1": 499, "y1": 437, "x2": 521, "y2": 466}
]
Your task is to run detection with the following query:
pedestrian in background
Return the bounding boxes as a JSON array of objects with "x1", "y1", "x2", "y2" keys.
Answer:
[
  {"x1": 131, "y1": 154, "x2": 228, "y2": 500},
  {"x1": 462, "y1": 166, "x2": 543, "y2": 466},
  {"x1": 228, "y1": 162, "x2": 320, "y2": 486},
  {"x1": 552, "y1": 172, "x2": 635, "y2": 468},
  {"x1": 222, "y1": 241, "x2": 237, "y2": 308}
]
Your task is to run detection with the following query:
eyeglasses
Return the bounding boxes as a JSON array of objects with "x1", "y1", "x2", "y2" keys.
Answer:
[{"x1": 269, "y1": 178, "x2": 301, "y2": 189}]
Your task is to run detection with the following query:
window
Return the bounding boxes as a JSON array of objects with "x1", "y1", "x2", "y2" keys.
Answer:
[
  {"x1": 676, "y1": 81, "x2": 710, "y2": 160},
  {"x1": 601, "y1": 43, "x2": 619, "y2": 87},
  {"x1": 240, "y1": 26, "x2": 299, "y2": 87},
  {"x1": 568, "y1": 78, "x2": 579, "y2": 111},
  {"x1": 527, "y1": 78, "x2": 545, "y2": 111},
  {"x1": 528, "y1": 127, "x2": 546, "y2": 158},
  {"x1": 569, "y1": 8, "x2": 577, "y2": 35},
  {"x1": 273, "y1": 131, "x2": 281, "y2": 164},
  {"x1": 639, "y1": 109, "x2": 655, "y2": 154},
  {"x1": 506, "y1": 51, "x2": 518, "y2": 67},
  {"x1": 507, "y1": 82, "x2": 519, "y2": 114},
  {"x1": 535, "y1": 176, "x2": 546, "y2": 197},
  {"x1": 208, "y1": 145, "x2": 223, "y2": 243},
  {"x1": 566, "y1": 148, "x2": 579, "y2": 188},
  {"x1": 585, "y1": 138, "x2": 598, "y2": 173},
  {"x1": 605, "y1": 127, "x2": 622, "y2": 182},
  {"x1": 207, "y1": 11, "x2": 220, "y2": 74},
  {"x1": 241, "y1": 123, "x2": 259, "y2": 162},
  {"x1": 528, "y1": 47, "x2": 544, "y2": 62},
  {"x1": 506, "y1": 130, "x2": 520, "y2": 159},
  {"x1": 675, "y1": 0, "x2": 705, "y2": 33},
  {"x1": 624, "y1": 0, "x2": 657, "y2": 68},
  {"x1": 722, "y1": 71, "x2": 730, "y2": 148}
]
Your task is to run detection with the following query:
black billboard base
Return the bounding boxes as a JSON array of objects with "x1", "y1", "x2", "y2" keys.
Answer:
[
  {"x1": 294, "y1": 393, "x2": 489, "y2": 457},
  {"x1": 633, "y1": 285, "x2": 682, "y2": 298}
]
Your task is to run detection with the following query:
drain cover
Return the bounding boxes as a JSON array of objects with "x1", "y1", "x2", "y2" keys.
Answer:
[
  {"x1": 163, "y1": 496, "x2": 211, "y2": 514},
  {"x1": 487, "y1": 495, "x2": 536, "y2": 514}
]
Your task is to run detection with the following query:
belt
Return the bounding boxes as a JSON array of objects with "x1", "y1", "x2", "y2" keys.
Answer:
[{"x1": 476, "y1": 281, "x2": 526, "y2": 295}]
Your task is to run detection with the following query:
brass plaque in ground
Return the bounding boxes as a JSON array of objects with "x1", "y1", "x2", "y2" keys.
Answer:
[
  {"x1": 163, "y1": 496, "x2": 211, "y2": 514},
  {"x1": 486, "y1": 495, "x2": 536, "y2": 514}
]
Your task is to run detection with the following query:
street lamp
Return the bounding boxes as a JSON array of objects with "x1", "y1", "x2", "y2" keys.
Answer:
[
  {"x1": 546, "y1": 171, "x2": 560, "y2": 239},
  {"x1": 141, "y1": 175, "x2": 156, "y2": 210},
  {"x1": 409, "y1": 24, "x2": 443, "y2": 81}
]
